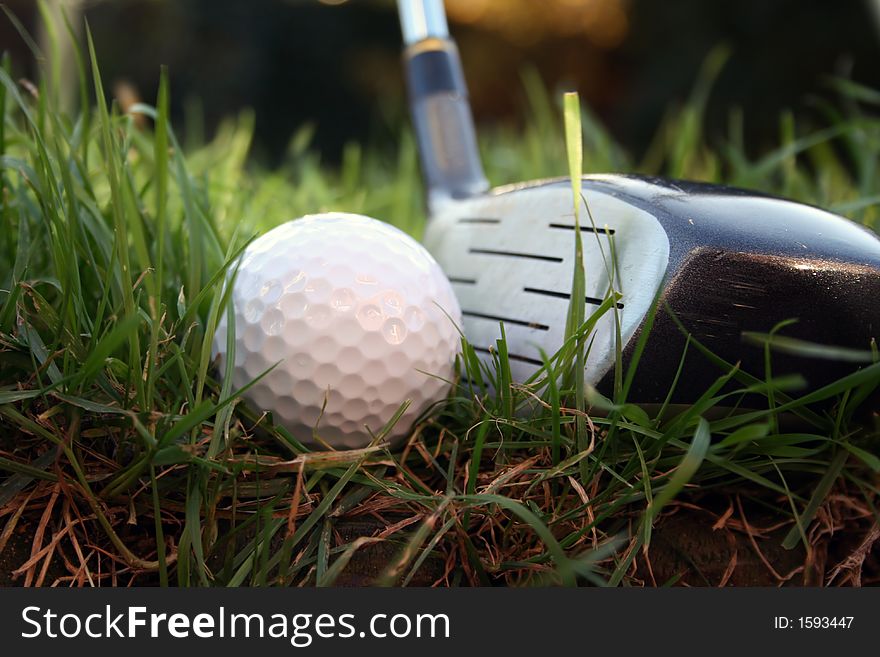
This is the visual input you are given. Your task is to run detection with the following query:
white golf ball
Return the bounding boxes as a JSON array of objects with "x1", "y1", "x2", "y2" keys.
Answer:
[{"x1": 212, "y1": 213, "x2": 462, "y2": 449}]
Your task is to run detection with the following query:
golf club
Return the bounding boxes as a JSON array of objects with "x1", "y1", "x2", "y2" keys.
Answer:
[{"x1": 398, "y1": 0, "x2": 880, "y2": 403}]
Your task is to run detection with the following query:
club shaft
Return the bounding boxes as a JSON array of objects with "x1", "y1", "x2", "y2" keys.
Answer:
[
  {"x1": 398, "y1": 0, "x2": 488, "y2": 209},
  {"x1": 398, "y1": 0, "x2": 449, "y2": 44}
]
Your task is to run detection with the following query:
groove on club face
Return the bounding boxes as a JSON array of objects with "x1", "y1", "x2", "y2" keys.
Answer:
[
  {"x1": 524, "y1": 286, "x2": 626, "y2": 309},
  {"x1": 468, "y1": 247, "x2": 564, "y2": 263},
  {"x1": 549, "y1": 222, "x2": 615, "y2": 235},
  {"x1": 448, "y1": 276, "x2": 477, "y2": 285},
  {"x1": 457, "y1": 217, "x2": 502, "y2": 224},
  {"x1": 461, "y1": 309, "x2": 551, "y2": 331},
  {"x1": 473, "y1": 346, "x2": 545, "y2": 367}
]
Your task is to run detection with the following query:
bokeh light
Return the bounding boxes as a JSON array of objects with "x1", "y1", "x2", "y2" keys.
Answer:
[{"x1": 445, "y1": 0, "x2": 629, "y2": 48}]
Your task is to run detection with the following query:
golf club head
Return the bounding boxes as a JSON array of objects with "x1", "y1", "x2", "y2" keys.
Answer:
[
  {"x1": 425, "y1": 175, "x2": 880, "y2": 402},
  {"x1": 398, "y1": 0, "x2": 880, "y2": 403}
]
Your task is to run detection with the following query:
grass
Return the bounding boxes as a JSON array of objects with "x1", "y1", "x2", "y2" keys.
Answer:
[{"x1": 0, "y1": 11, "x2": 879, "y2": 586}]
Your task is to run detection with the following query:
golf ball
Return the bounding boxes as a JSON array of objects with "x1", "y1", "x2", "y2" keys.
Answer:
[{"x1": 212, "y1": 213, "x2": 462, "y2": 449}]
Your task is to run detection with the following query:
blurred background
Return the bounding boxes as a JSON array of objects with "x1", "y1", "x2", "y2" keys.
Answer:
[{"x1": 3, "y1": 0, "x2": 880, "y2": 167}]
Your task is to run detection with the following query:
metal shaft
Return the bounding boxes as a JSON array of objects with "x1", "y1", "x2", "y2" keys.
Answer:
[
  {"x1": 397, "y1": 0, "x2": 488, "y2": 209},
  {"x1": 398, "y1": 0, "x2": 449, "y2": 44}
]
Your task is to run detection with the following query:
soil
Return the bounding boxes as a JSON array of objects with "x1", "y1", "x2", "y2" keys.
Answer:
[{"x1": 2, "y1": 492, "x2": 877, "y2": 586}]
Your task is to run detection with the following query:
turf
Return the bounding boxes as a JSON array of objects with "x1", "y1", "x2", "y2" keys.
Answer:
[{"x1": 0, "y1": 13, "x2": 878, "y2": 586}]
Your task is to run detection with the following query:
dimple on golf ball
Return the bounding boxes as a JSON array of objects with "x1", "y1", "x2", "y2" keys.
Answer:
[{"x1": 212, "y1": 213, "x2": 462, "y2": 449}]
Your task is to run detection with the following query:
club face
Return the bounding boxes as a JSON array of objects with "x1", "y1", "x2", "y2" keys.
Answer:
[
  {"x1": 424, "y1": 178, "x2": 670, "y2": 384},
  {"x1": 425, "y1": 174, "x2": 880, "y2": 400}
]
